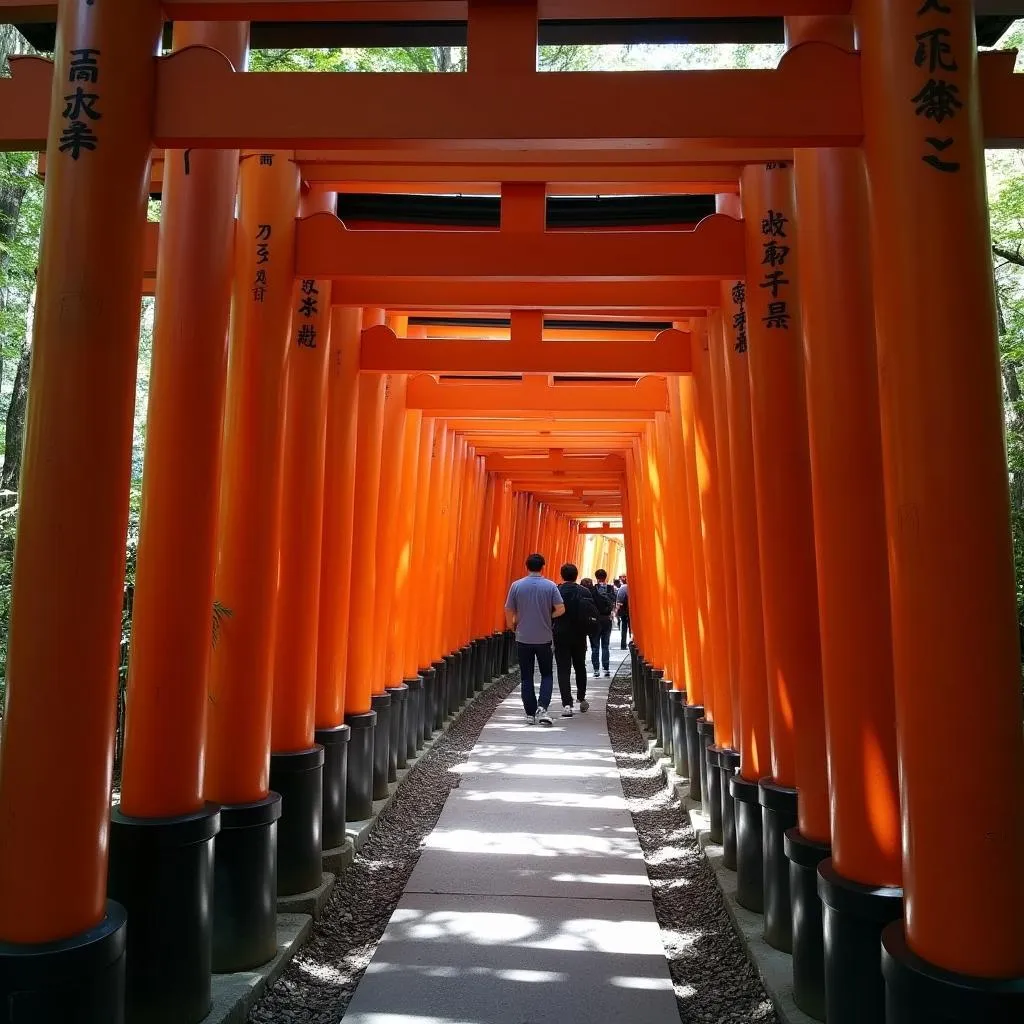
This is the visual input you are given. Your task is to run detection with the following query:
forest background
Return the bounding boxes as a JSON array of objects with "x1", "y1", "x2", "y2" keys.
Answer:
[{"x1": 1, "y1": 26, "x2": 1024, "y2": 697}]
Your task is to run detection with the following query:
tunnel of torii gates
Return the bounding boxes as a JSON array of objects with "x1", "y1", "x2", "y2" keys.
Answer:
[{"x1": 0, "y1": 1, "x2": 1023, "y2": 1023}]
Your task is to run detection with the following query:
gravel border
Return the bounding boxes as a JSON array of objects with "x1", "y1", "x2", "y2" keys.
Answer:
[
  {"x1": 248, "y1": 673, "x2": 520, "y2": 1024},
  {"x1": 606, "y1": 665, "x2": 779, "y2": 1024}
]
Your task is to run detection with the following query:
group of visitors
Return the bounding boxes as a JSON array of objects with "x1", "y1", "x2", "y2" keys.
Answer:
[{"x1": 503, "y1": 553, "x2": 631, "y2": 726}]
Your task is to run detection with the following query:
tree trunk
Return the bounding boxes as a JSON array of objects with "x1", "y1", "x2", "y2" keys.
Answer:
[{"x1": 1, "y1": 341, "x2": 31, "y2": 496}]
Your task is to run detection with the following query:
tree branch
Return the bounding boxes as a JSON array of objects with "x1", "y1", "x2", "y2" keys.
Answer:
[{"x1": 993, "y1": 244, "x2": 1024, "y2": 269}]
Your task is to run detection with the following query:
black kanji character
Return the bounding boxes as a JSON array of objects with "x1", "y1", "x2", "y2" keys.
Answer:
[
  {"x1": 259, "y1": 154, "x2": 274, "y2": 166},
  {"x1": 256, "y1": 244, "x2": 270, "y2": 265},
  {"x1": 301, "y1": 279, "x2": 319, "y2": 296},
  {"x1": 63, "y1": 87, "x2": 101, "y2": 121},
  {"x1": 731, "y1": 281, "x2": 746, "y2": 306},
  {"x1": 763, "y1": 301, "x2": 791, "y2": 329},
  {"x1": 255, "y1": 269, "x2": 268, "y2": 285},
  {"x1": 762, "y1": 240, "x2": 791, "y2": 268},
  {"x1": 760, "y1": 270, "x2": 790, "y2": 299},
  {"x1": 68, "y1": 48, "x2": 100, "y2": 84},
  {"x1": 923, "y1": 136, "x2": 960, "y2": 172},
  {"x1": 252, "y1": 286, "x2": 267, "y2": 303},
  {"x1": 915, "y1": 28, "x2": 957, "y2": 73},
  {"x1": 917, "y1": 0, "x2": 951, "y2": 14},
  {"x1": 298, "y1": 296, "x2": 319, "y2": 318},
  {"x1": 297, "y1": 324, "x2": 318, "y2": 348},
  {"x1": 58, "y1": 120, "x2": 98, "y2": 159},
  {"x1": 762, "y1": 209, "x2": 788, "y2": 238},
  {"x1": 256, "y1": 224, "x2": 272, "y2": 241},
  {"x1": 912, "y1": 79, "x2": 963, "y2": 122}
]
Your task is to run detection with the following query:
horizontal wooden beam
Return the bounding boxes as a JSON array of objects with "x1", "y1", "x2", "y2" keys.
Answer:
[
  {"x1": 303, "y1": 213, "x2": 744, "y2": 283},
  {"x1": 487, "y1": 453, "x2": 625, "y2": 474},
  {"x1": 5, "y1": 45, "x2": 1022, "y2": 153},
  {"x1": 407, "y1": 374, "x2": 669, "y2": 414},
  {"x1": 360, "y1": 320, "x2": 692, "y2": 374}
]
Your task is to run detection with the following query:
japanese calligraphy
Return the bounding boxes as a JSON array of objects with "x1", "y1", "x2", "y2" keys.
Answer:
[
  {"x1": 911, "y1": 0, "x2": 962, "y2": 172},
  {"x1": 298, "y1": 280, "x2": 319, "y2": 319},
  {"x1": 297, "y1": 324, "x2": 318, "y2": 349},
  {"x1": 253, "y1": 226, "x2": 272, "y2": 302},
  {"x1": 60, "y1": 49, "x2": 102, "y2": 160},
  {"x1": 259, "y1": 154, "x2": 274, "y2": 166},
  {"x1": 759, "y1": 197, "x2": 793, "y2": 331},
  {"x1": 731, "y1": 282, "x2": 748, "y2": 355}
]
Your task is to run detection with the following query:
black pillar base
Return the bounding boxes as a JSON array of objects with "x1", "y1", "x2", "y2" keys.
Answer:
[
  {"x1": 719, "y1": 748, "x2": 741, "y2": 871},
  {"x1": 444, "y1": 653, "x2": 458, "y2": 716},
  {"x1": 371, "y1": 692, "x2": 392, "y2": 800},
  {"x1": 269, "y1": 746, "x2": 324, "y2": 897},
  {"x1": 704, "y1": 743, "x2": 724, "y2": 844},
  {"x1": 660, "y1": 679, "x2": 674, "y2": 757},
  {"x1": 785, "y1": 828, "x2": 831, "y2": 1021},
  {"x1": 818, "y1": 858, "x2": 902, "y2": 1024},
  {"x1": 405, "y1": 677, "x2": 423, "y2": 759},
  {"x1": 420, "y1": 666, "x2": 437, "y2": 742},
  {"x1": 637, "y1": 660, "x2": 649, "y2": 725},
  {"x1": 461, "y1": 645, "x2": 473, "y2": 702},
  {"x1": 212, "y1": 794, "x2": 282, "y2": 972},
  {"x1": 882, "y1": 921, "x2": 1024, "y2": 1024},
  {"x1": 107, "y1": 805, "x2": 219, "y2": 1024},
  {"x1": 344, "y1": 710, "x2": 376, "y2": 821},
  {"x1": 473, "y1": 639, "x2": 485, "y2": 691},
  {"x1": 759, "y1": 777, "x2": 798, "y2": 953},
  {"x1": 649, "y1": 668, "x2": 663, "y2": 735},
  {"x1": 731, "y1": 773, "x2": 765, "y2": 913},
  {"x1": 0, "y1": 901, "x2": 127, "y2": 1023},
  {"x1": 386, "y1": 684, "x2": 408, "y2": 778},
  {"x1": 433, "y1": 659, "x2": 448, "y2": 731},
  {"x1": 316, "y1": 724, "x2": 350, "y2": 851},
  {"x1": 684, "y1": 704, "x2": 704, "y2": 800},
  {"x1": 696, "y1": 717, "x2": 715, "y2": 815},
  {"x1": 669, "y1": 689, "x2": 687, "y2": 776}
]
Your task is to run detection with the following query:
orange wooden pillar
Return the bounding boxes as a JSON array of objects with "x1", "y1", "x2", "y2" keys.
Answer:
[
  {"x1": 721, "y1": 272, "x2": 774, "y2": 915},
  {"x1": 392, "y1": 382, "x2": 425, "y2": 763},
  {"x1": 346, "y1": 312, "x2": 388, "y2": 804},
  {"x1": 267, "y1": 190, "x2": 336, "y2": 899},
  {"x1": 741, "y1": 160, "x2": 828, "y2": 955},
  {"x1": 784, "y1": 15, "x2": 904, "y2": 1022},
  {"x1": 316, "y1": 307, "x2": 365, "y2": 831},
  {"x1": 375, "y1": 371, "x2": 410, "y2": 786},
  {"x1": 424, "y1": 425, "x2": 453, "y2": 727},
  {"x1": 857, "y1": 3, "x2": 1024, "y2": 1016},
  {"x1": 0, "y1": 0, "x2": 161, "y2": 1012},
  {"x1": 107, "y1": 21, "x2": 247, "y2": 1022},
  {"x1": 687, "y1": 328, "x2": 733, "y2": 845},
  {"x1": 708, "y1": 308, "x2": 744, "y2": 871},
  {"x1": 203, "y1": 150, "x2": 299, "y2": 971}
]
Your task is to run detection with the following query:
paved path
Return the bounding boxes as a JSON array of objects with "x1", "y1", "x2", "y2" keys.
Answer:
[{"x1": 342, "y1": 646, "x2": 680, "y2": 1024}]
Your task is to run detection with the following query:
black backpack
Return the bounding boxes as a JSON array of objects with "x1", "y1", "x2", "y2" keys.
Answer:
[
  {"x1": 593, "y1": 583, "x2": 614, "y2": 617},
  {"x1": 561, "y1": 584, "x2": 598, "y2": 634}
]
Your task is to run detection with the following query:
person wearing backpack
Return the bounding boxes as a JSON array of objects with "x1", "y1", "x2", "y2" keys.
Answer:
[
  {"x1": 553, "y1": 563, "x2": 598, "y2": 717},
  {"x1": 591, "y1": 569, "x2": 616, "y2": 677},
  {"x1": 615, "y1": 580, "x2": 630, "y2": 649}
]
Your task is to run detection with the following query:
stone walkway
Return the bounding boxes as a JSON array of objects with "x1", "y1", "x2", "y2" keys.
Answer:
[{"x1": 342, "y1": 646, "x2": 680, "y2": 1024}]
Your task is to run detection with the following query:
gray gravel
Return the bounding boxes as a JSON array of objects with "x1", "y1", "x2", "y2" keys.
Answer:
[
  {"x1": 248, "y1": 673, "x2": 521, "y2": 1024},
  {"x1": 605, "y1": 664, "x2": 778, "y2": 1024}
]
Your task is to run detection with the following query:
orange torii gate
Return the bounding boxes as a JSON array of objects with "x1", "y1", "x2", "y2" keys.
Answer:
[{"x1": 0, "y1": 3, "x2": 1020, "y2": 1024}]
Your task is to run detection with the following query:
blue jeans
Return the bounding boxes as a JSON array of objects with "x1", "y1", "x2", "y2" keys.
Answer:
[
  {"x1": 591, "y1": 619, "x2": 613, "y2": 671},
  {"x1": 518, "y1": 641, "x2": 554, "y2": 715}
]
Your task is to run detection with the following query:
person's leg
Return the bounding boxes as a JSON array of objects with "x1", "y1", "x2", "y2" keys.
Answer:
[
  {"x1": 518, "y1": 642, "x2": 538, "y2": 717},
  {"x1": 572, "y1": 634, "x2": 588, "y2": 707},
  {"x1": 537, "y1": 644, "x2": 555, "y2": 712},
  {"x1": 590, "y1": 630, "x2": 600, "y2": 674},
  {"x1": 553, "y1": 637, "x2": 573, "y2": 708},
  {"x1": 600, "y1": 620, "x2": 612, "y2": 672},
  {"x1": 620, "y1": 615, "x2": 629, "y2": 649}
]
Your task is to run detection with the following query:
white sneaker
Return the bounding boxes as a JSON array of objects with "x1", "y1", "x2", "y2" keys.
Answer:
[
  {"x1": 604, "y1": 670, "x2": 611, "y2": 678},
  {"x1": 537, "y1": 708, "x2": 553, "y2": 727},
  {"x1": 579, "y1": 699, "x2": 590, "y2": 713},
  {"x1": 561, "y1": 705, "x2": 574, "y2": 718},
  {"x1": 593, "y1": 669, "x2": 602, "y2": 678}
]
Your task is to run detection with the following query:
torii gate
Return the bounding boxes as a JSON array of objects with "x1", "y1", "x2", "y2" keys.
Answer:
[{"x1": 0, "y1": 4, "x2": 1021, "y2": 1024}]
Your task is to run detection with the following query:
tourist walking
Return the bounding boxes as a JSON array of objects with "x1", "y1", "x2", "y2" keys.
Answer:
[
  {"x1": 591, "y1": 569, "x2": 616, "y2": 677},
  {"x1": 553, "y1": 563, "x2": 598, "y2": 717},
  {"x1": 504, "y1": 553, "x2": 565, "y2": 726},
  {"x1": 615, "y1": 579, "x2": 630, "y2": 648}
]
